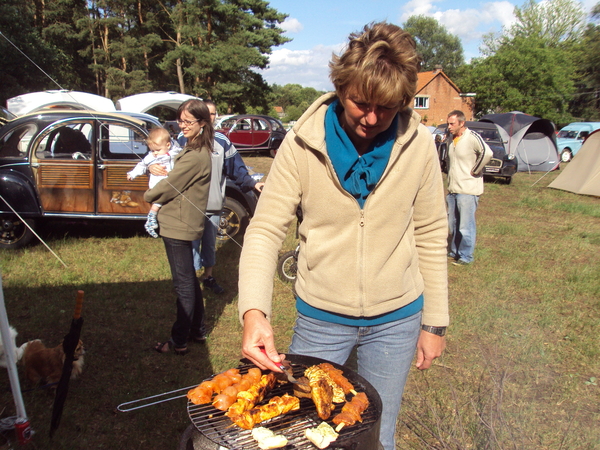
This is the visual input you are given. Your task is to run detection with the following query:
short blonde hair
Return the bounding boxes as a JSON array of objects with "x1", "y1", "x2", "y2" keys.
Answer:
[
  {"x1": 329, "y1": 22, "x2": 421, "y2": 109},
  {"x1": 146, "y1": 127, "x2": 171, "y2": 148}
]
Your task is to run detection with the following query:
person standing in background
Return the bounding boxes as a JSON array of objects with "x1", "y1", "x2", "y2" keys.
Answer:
[
  {"x1": 445, "y1": 110, "x2": 493, "y2": 265},
  {"x1": 146, "y1": 99, "x2": 213, "y2": 354}
]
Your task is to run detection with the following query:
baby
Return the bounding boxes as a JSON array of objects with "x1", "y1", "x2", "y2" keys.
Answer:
[{"x1": 127, "y1": 127, "x2": 182, "y2": 238}]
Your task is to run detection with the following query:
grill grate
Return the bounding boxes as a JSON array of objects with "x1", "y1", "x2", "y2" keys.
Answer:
[{"x1": 188, "y1": 356, "x2": 382, "y2": 450}]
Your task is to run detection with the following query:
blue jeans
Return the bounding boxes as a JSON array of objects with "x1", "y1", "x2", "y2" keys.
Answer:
[
  {"x1": 162, "y1": 237, "x2": 206, "y2": 347},
  {"x1": 447, "y1": 193, "x2": 479, "y2": 263},
  {"x1": 192, "y1": 214, "x2": 220, "y2": 271},
  {"x1": 288, "y1": 311, "x2": 421, "y2": 450}
]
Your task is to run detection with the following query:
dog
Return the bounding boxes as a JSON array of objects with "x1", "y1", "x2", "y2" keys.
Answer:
[
  {"x1": 0, "y1": 325, "x2": 26, "y2": 368},
  {"x1": 22, "y1": 339, "x2": 85, "y2": 385}
]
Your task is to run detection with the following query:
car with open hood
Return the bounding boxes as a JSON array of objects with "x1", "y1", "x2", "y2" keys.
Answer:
[{"x1": 0, "y1": 109, "x2": 260, "y2": 249}]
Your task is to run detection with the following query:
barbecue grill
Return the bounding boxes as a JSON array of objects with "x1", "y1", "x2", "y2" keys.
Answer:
[{"x1": 184, "y1": 354, "x2": 382, "y2": 450}]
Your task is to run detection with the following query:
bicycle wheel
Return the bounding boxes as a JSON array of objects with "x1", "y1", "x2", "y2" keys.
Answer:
[{"x1": 277, "y1": 250, "x2": 298, "y2": 283}]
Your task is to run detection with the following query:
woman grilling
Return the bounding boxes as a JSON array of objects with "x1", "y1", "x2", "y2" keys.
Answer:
[
  {"x1": 238, "y1": 22, "x2": 449, "y2": 450},
  {"x1": 145, "y1": 99, "x2": 212, "y2": 355}
]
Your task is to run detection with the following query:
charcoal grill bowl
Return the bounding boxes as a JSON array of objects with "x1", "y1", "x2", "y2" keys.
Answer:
[{"x1": 186, "y1": 354, "x2": 382, "y2": 450}]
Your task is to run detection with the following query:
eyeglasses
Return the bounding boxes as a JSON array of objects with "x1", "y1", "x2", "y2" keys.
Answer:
[{"x1": 176, "y1": 119, "x2": 200, "y2": 126}]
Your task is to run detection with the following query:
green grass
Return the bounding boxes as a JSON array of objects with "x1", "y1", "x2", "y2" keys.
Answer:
[{"x1": 0, "y1": 161, "x2": 599, "y2": 449}]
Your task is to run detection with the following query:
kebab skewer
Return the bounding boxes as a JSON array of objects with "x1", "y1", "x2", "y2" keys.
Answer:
[
  {"x1": 332, "y1": 392, "x2": 370, "y2": 432},
  {"x1": 225, "y1": 372, "x2": 277, "y2": 417},
  {"x1": 187, "y1": 367, "x2": 262, "y2": 406},
  {"x1": 228, "y1": 393, "x2": 300, "y2": 430}
]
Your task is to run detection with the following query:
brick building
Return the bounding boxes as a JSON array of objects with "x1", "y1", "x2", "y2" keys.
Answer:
[{"x1": 413, "y1": 67, "x2": 475, "y2": 127}]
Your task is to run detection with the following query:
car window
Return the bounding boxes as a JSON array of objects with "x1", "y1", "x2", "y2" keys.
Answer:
[
  {"x1": 557, "y1": 130, "x2": 577, "y2": 139},
  {"x1": 268, "y1": 118, "x2": 284, "y2": 132},
  {"x1": 234, "y1": 119, "x2": 251, "y2": 131},
  {"x1": 36, "y1": 123, "x2": 93, "y2": 160},
  {"x1": 220, "y1": 118, "x2": 236, "y2": 129},
  {"x1": 477, "y1": 129, "x2": 500, "y2": 141},
  {"x1": 99, "y1": 122, "x2": 148, "y2": 160},
  {"x1": 253, "y1": 118, "x2": 269, "y2": 131},
  {"x1": 0, "y1": 124, "x2": 36, "y2": 158}
]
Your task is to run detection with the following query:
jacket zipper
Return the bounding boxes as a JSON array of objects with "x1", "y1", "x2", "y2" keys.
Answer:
[{"x1": 358, "y1": 209, "x2": 365, "y2": 316}]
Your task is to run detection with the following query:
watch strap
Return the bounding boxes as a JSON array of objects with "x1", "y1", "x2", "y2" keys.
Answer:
[{"x1": 421, "y1": 325, "x2": 447, "y2": 336}]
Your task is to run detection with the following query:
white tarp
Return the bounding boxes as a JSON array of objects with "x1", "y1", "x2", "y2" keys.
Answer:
[
  {"x1": 7, "y1": 90, "x2": 116, "y2": 116},
  {"x1": 116, "y1": 92, "x2": 200, "y2": 113}
]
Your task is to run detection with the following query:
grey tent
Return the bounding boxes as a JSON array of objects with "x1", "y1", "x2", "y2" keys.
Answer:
[
  {"x1": 548, "y1": 129, "x2": 600, "y2": 197},
  {"x1": 481, "y1": 112, "x2": 560, "y2": 173}
]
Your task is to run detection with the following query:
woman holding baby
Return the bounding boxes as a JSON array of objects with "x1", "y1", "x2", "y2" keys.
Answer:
[{"x1": 144, "y1": 99, "x2": 212, "y2": 355}]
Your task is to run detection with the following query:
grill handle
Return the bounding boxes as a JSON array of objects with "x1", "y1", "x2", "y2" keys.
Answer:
[{"x1": 117, "y1": 385, "x2": 197, "y2": 412}]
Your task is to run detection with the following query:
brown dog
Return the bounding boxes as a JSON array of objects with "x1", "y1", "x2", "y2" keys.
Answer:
[{"x1": 22, "y1": 339, "x2": 85, "y2": 385}]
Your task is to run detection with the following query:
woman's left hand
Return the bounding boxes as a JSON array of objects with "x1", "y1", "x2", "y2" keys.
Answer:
[{"x1": 415, "y1": 330, "x2": 446, "y2": 370}]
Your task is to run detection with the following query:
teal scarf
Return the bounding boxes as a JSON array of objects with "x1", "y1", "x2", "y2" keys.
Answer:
[{"x1": 325, "y1": 99, "x2": 398, "y2": 208}]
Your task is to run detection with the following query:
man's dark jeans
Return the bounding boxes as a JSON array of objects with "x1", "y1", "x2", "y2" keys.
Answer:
[{"x1": 163, "y1": 237, "x2": 205, "y2": 348}]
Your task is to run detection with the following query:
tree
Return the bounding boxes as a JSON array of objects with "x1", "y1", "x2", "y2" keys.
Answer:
[
  {"x1": 158, "y1": 0, "x2": 289, "y2": 112},
  {"x1": 0, "y1": 0, "x2": 60, "y2": 104},
  {"x1": 402, "y1": 15, "x2": 464, "y2": 78},
  {"x1": 570, "y1": 2, "x2": 600, "y2": 120},
  {"x1": 509, "y1": 0, "x2": 586, "y2": 46},
  {"x1": 457, "y1": 0, "x2": 586, "y2": 123}
]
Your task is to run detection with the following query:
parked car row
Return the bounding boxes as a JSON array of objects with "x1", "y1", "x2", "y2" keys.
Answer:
[{"x1": 0, "y1": 109, "x2": 261, "y2": 249}]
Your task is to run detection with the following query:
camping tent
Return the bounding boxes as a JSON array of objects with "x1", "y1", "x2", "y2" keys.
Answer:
[
  {"x1": 481, "y1": 112, "x2": 560, "y2": 173},
  {"x1": 548, "y1": 129, "x2": 600, "y2": 196}
]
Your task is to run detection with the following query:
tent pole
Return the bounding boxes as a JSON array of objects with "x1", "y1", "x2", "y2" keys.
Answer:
[{"x1": 0, "y1": 272, "x2": 32, "y2": 441}]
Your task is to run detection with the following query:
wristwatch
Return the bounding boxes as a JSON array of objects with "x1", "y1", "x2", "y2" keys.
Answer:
[{"x1": 421, "y1": 325, "x2": 447, "y2": 336}]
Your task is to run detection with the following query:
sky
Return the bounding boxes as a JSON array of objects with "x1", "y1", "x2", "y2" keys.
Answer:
[{"x1": 258, "y1": 0, "x2": 597, "y2": 91}]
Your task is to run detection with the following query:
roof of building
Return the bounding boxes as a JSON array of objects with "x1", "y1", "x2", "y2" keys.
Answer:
[{"x1": 416, "y1": 70, "x2": 461, "y2": 94}]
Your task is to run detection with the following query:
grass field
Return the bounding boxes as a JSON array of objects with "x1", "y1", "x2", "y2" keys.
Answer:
[{"x1": 0, "y1": 156, "x2": 598, "y2": 449}]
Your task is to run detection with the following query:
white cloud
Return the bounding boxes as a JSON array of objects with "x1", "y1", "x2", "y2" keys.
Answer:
[
  {"x1": 400, "y1": 1, "x2": 517, "y2": 45},
  {"x1": 257, "y1": 44, "x2": 344, "y2": 90},
  {"x1": 280, "y1": 17, "x2": 304, "y2": 33}
]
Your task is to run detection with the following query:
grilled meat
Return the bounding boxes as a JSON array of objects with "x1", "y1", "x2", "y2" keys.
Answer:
[
  {"x1": 225, "y1": 373, "x2": 277, "y2": 417},
  {"x1": 228, "y1": 393, "x2": 300, "y2": 430},
  {"x1": 332, "y1": 392, "x2": 369, "y2": 431},
  {"x1": 318, "y1": 363, "x2": 356, "y2": 395},
  {"x1": 187, "y1": 367, "x2": 262, "y2": 406},
  {"x1": 304, "y1": 365, "x2": 345, "y2": 403},
  {"x1": 310, "y1": 377, "x2": 335, "y2": 420}
]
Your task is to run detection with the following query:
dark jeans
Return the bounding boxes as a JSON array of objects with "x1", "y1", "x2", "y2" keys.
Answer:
[{"x1": 163, "y1": 237, "x2": 206, "y2": 348}]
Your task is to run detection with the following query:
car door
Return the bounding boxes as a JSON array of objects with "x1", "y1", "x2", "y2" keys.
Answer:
[
  {"x1": 32, "y1": 119, "x2": 96, "y2": 214},
  {"x1": 96, "y1": 119, "x2": 151, "y2": 216},
  {"x1": 251, "y1": 118, "x2": 270, "y2": 149},
  {"x1": 227, "y1": 118, "x2": 253, "y2": 149}
]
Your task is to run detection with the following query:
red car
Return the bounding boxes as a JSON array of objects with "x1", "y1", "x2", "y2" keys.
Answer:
[{"x1": 217, "y1": 114, "x2": 286, "y2": 157}]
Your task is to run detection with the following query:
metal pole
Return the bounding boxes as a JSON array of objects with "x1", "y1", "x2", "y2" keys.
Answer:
[{"x1": 0, "y1": 271, "x2": 32, "y2": 443}]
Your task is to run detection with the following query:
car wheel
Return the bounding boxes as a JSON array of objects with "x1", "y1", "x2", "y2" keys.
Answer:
[
  {"x1": 217, "y1": 197, "x2": 248, "y2": 242},
  {"x1": 0, "y1": 216, "x2": 35, "y2": 249},
  {"x1": 560, "y1": 149, "x2": 572, "y2": 162},
  {"x1": 504, "y1": 176, "x2": 512, "y2": 185},
  {"x1": 277, "y1": 250, "x2": 298, "y2": 282}
]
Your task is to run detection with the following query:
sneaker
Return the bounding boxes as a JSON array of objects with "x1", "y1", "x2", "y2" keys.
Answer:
[
  {"x1": 452, "y1": 259, "x2": 471, "y2": 266},
  {"x1": 203, "y1": 276, "x2": 225, "y2": 294}
]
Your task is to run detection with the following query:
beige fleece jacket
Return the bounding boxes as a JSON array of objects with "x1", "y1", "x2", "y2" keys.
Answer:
[{"x1": 238, "y1": 93, "x2": 449, "y2": 327}]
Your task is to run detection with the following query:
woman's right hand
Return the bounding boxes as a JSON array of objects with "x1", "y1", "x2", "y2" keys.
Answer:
[
  {"x1": 148, "y1": 164, "x2": 168, "y2": 177},
  {"x1": 242, "y1": 309, "x2": 285, "y2": 373}
]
